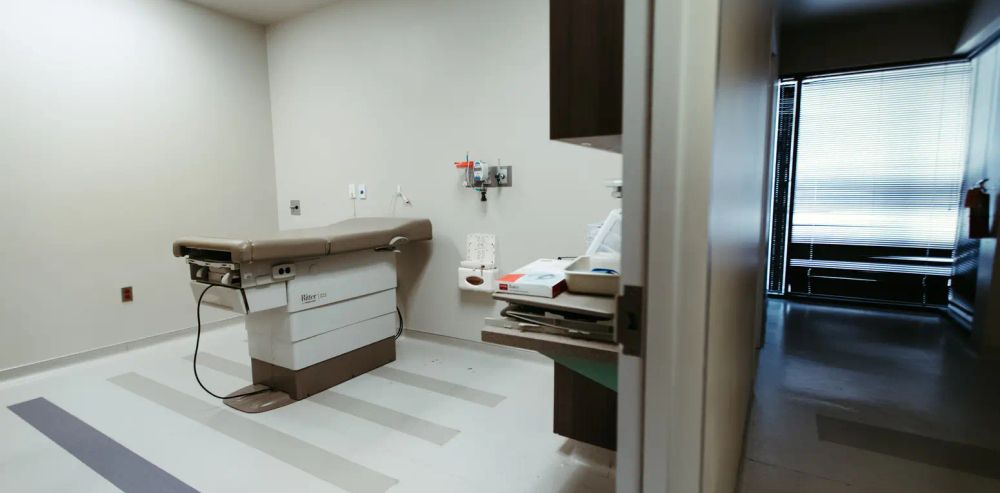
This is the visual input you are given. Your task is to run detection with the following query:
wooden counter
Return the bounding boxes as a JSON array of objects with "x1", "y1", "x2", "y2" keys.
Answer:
[
  {"x1": 482, "y1": 324, "x2": 619, "y2": 450},
  {"x1": 481, "y1": 326, "x2": 618, "y2": 365}
]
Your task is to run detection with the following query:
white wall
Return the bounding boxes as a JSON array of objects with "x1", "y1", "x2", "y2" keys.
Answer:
[
  {"x1": 702, "y1": 0, "x2": 775, "y2": 490},
  {"x1": 968, "y1": 40, "x2": 1000, "y2": 356},
  {"x1": 265, "y1": 0, "x2": 622, "y2": 342},
  {"x1": 957, "y1": 0, "x2": 1000, "y2": 54},
  {"x1": 0, "y1": 0, "x2": 278, "y2": 371}
]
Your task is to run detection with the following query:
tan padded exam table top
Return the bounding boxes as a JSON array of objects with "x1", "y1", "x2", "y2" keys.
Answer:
[{"x1": 173, "y1": 217, "x2": 432, "y2": 263}]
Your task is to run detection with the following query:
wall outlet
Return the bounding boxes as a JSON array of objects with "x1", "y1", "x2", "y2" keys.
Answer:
[
  {"x1": 359, "y1": 184, "x2": 366, "y2": 199},
  {"x1": 349, "y1": 184, "x2": 357, "y2": 199},
  {"x1": 121, "y1": 286, "x2": 133, "y2": 303},
  {"x1": 272, "y1": 264, "x2": 295, "y2": 280}
]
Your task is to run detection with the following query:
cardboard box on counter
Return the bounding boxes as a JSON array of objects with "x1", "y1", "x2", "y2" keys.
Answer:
[{"x1": 495, "y1": 258, "x2": 573, "y2": 298}]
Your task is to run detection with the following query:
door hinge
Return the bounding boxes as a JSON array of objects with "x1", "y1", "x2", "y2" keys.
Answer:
[{"x1": 616, "y1": 284, "x2": 643, "y2": 357}]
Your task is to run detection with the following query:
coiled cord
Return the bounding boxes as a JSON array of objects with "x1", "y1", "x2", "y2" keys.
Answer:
[{"x1": 193, "y1": 284, "x2": 269, "y2": 400}]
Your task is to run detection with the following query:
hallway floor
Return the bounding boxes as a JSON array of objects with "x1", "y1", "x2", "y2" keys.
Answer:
[{"x1": 740, "y1": 299, "x2": 1000, "y2": 493}]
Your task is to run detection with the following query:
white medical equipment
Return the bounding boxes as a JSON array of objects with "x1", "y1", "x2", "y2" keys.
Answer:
[
  {"x1": 454, "y1": 153, "x2": 513, "y2": 201},
  {"x1": 586, "y1": 209, "x2": 623, "y2": 256},
  {"x1": 173, "y1": 217, "x2": 432, "y2": 413},
  {"x1": 564, "y1": 255, "x2": 621, "y2": 296}
]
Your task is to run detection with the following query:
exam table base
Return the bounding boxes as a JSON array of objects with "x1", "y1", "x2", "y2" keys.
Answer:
[
  {"x1": 224, "y1": 385, "x2": 295, "y2": 414},
  {"x1": 250, "y1": 336, "x2": 396, "y2": 402}
]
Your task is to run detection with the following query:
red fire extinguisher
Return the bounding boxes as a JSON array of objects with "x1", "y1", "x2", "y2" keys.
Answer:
[{"x1": 965, "y1": 179, "x2": 991, "y2": 239}]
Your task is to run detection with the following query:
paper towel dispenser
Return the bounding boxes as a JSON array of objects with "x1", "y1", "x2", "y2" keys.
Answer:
[{"x1": 550, "y1": 0, "x2": 624, "y2": 153}]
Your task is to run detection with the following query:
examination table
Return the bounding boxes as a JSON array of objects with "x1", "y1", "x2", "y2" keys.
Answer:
[{"x1": 174, "y1": 217, "x2": 432, "y2": 413}]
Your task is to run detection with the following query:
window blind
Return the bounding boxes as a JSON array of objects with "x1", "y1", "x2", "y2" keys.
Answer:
[{"x1": 791, "y1": 63, "x2": 971, "y2": 275}]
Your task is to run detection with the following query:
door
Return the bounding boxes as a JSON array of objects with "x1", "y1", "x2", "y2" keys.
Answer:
[
  {"x1": 615, "y1": 0, "x2": 653, "y2": 489},
  {"x1": 618, "y1": 0, "x2": 777, "y2": 492}
]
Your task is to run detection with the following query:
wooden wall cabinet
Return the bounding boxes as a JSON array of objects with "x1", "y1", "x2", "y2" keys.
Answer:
[{"x1": 550, "y1": 0, "x2": 625, "y2": 153}]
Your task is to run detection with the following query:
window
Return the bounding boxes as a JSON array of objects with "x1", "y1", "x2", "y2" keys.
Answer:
[
  {"x1": 769, "y1": 62, "x2": 972, "y2": 305},
  {"x1": 766, "y1": 81, "x2": 798, "y2": 294}
]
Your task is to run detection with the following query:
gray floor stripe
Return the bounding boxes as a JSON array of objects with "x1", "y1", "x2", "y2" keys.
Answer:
[
  {"x1": 311, "y1": 392, "x2": 461, "y2": 446},
  {"x1": 183, "y1": 353, "x2": 250, "y2": 380},
  {"x1": 109, "y1": 373, "x2": 398, "y2": 493},
  {"x1": 8, "y1": 397, "x2": 200, "y2": 493},
  {"x1": 368, "y1": 367, "x2": 506, "y2": 408},
  {"x1": 816, "y1": 414, "x2": 1000, "y2": 480},
  {"x1": 185, "y1": 353, "x2": 460, "y2": 446}
]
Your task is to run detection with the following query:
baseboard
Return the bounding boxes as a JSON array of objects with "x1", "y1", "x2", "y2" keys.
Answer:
[
  {"x1": 774, "y1": 293, "x2": 946, "y2": 315},
  {"x1": 943, "y1": 307, "x2": 973, "y2": 332},
  {"x1": 400, "y1": 328, "x2": 551, "y2": 365},
  {"x1": 0, "y1": 316, "x2": 242, "y2": 385},
  {"x1": 735, "y1": 388, "x2": 758, "y2": 490}
]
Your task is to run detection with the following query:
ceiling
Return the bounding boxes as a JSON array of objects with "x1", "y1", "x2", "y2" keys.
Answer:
[
  {"x1": 190, "y1": 0, "x2": 971, "y2": 27},
  {"x1": 780, "y1": 0, "x2": 969, "y2": 24},
  {"x1": 184, "y1": 0, "x2": 340, "y2": 25}
]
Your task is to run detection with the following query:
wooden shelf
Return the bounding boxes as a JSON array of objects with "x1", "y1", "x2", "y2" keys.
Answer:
[
  {"x1": 492, "y1": 291, "x2": 616, "y2": 320},
  {"x1": 481, "y1": 326, "x2": 618, "y2": 365}
]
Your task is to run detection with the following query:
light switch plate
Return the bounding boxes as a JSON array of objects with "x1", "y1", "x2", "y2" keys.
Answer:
[{"x1": 290, "y1": 200, "x2": 301, "y2": 215}]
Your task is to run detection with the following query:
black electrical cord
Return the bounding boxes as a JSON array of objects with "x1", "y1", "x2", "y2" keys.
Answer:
[
  {"x1": 395, "y1": 306, "x2": 404, "y2": 339},
  {"x1": 194, "y1": 284, "x2": 269, "y2": 400}
]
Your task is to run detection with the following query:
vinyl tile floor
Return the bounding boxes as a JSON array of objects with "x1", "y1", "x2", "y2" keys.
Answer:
[
  {"x1": 0, "y1": 324, "x2": 615, "y2": 493},
  {"x1": 740, "y1": 299, "x2": 1000, "y2": 493}
]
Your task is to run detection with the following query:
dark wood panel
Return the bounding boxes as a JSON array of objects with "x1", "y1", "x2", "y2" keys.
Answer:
[
  {"x1": 553, "y1": 362, "x2": 617, "y2": 450},
  {"x1": 251, "y1": 337, "x2": 395, "y2": 400},
  {"x1": 550, "y1": 0, "x2": 624, "y2": 143}
]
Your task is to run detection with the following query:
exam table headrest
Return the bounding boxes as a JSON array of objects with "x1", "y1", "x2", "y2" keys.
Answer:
[{"x1": 173, "y1": 217, "x2": 432, "y2": 263}]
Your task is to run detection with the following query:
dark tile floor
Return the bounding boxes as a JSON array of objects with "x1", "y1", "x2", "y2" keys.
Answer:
[{"x1": 740, "y1": 299, "x2": 1000, "y2": 493}]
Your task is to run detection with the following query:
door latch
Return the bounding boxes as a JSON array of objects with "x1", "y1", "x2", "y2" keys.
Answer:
[{"x1": 616, "y1": 284, "x2": 643, "y2": 356}]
